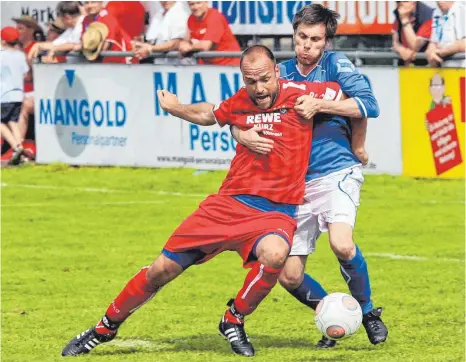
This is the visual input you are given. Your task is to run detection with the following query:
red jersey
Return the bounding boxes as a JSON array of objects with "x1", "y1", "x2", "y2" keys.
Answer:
[
  {"x1": 82, "y1": 9, "x2": 133, "y2": 64},
  {"x1": 23, "y1": 41, "x2": 36, "y2": 92},
  {"x1": 213, "y1": 79, "x2": 342, "y2": 204},
  {"x1": 188, "y1": 8, "x2": 241, "y2": 66},
  {"x1": 106, "y1": 1, "x2": 145, "y2": 39}
]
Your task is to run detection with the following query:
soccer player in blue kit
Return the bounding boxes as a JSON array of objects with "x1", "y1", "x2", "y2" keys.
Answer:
[{"x1": 232, "y1": 4, "x2": 388, "y2": 347}]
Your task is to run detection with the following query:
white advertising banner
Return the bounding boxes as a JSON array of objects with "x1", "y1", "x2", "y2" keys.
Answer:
[{"x1": 34, "y1": 64, "x2": 401, "y2": 174}]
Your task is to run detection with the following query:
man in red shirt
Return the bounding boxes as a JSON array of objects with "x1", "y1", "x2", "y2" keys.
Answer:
[
  {"x1": 179, "y1": 1, "x2": 241, "y2": 66},
  {"x1": 82, "y1": 1, "x2": 133, "y2": 63},
  {"x1": 61, "y1": 46, "x2": 341, "y2": 357}
]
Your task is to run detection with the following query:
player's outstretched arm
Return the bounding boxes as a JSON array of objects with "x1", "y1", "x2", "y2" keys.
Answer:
[{"x1": 157, "y1": 90, "x2": 216, "y2": 126}]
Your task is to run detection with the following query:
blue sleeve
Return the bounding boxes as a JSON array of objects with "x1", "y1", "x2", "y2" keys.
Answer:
[{"x1": 327, "y1": 52, "x2": 380, "y2": 118}]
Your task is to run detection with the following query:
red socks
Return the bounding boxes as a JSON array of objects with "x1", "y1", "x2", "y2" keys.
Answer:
[
  {"x1": 224, "y1": 262, "x2": 282, "y2": 324},
  {"x1": 96, "y1": 266, "x2": 159, "y2": 335}
]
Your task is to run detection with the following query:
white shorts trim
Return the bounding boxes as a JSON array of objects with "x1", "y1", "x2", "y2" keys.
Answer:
[{"x1": 290, "y1": 166, "x2": 364, "y2": 256}]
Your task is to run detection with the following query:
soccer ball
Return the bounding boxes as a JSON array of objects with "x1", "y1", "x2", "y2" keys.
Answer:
[{"x1": 315, "y1": 292, "x2": 362, "y2": 340}]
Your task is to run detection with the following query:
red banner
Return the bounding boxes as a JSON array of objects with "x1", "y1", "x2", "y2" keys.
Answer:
[{"x1": 426, "y1": 104, "x2": 463, "y2": 175}]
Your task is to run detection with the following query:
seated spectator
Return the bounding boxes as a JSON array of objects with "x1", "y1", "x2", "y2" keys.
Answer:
[
  {"x1": 401, "y1": 1, "x2": 465, "y2": 67},
  {"x1": 81, "y1": 1, "x2": 134, "y2": 63},
  {"x1": 0, "y1": 27, "x2": 30, "y2": 165},
  {"x1": 392, "y1": 1, "x2": 433, "y2": 66},
  {"x1": 178, "y1": 1, "x2": 241, "y2": 66},
  {"x1": 106, "y1": 1, "x2": 145, "y2": 40},
  {"x1": 28, "y1": 1, "x2": 84, "y2": 64},
  {"x1": 133, "y1": 1, "x2": 190, "y2": 64}
]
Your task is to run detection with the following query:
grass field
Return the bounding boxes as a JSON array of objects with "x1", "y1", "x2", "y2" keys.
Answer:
[{"x1": 1, "y1": 165, "x2": 464, "y2": 362}]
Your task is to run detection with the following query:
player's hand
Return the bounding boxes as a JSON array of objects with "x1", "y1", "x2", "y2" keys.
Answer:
[
  {"x1": 294, "y1": 95, "x2": 322, "y2": 120},
  {"x1": 178, "y1": 40, "x2": 193, "y2": 56},
  {"x1": 238, "y1": 125, "x2": 274, "y2": 155},
  {"x1": 157, "y1": 90, "x2": 180, "y2": 113}
]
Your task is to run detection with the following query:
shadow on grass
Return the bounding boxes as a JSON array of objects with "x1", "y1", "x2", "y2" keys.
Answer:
[{"x1": 92, "y1": 333, "x2": 375, "y2": 357}]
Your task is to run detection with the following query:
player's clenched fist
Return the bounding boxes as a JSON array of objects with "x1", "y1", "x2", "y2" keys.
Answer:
[{"x1": 157, "y1": 90, "x2": 180, "y2": 113}]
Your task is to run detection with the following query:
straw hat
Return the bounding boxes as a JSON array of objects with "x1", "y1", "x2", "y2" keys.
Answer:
[{"x1": 81, "y1": 22, "x2": 109, "y2": 61}]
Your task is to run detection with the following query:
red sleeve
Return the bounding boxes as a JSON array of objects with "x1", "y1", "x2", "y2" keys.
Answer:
[
  {"x1": 203, "y1": 11, "x2": 225, "y2": 44},
  {"x1": 417, "y1": 18, "x2": 432, "y2": 39},
  {"x1": 305, "y1": 81, "x2": 342, "y2": 101},
  {"x1": 213, "y1": 97, "x2": 233, "y2": 127}
]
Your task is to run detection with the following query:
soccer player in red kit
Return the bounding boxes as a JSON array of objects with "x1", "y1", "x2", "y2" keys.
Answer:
[{"x1": 62, "y1": 45, "x2": 342, "y2": 358}]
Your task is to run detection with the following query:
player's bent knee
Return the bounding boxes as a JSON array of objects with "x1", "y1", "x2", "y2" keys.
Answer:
[
  {"x1": 278, "y1": 269, "x2": 304, "y2": 290},
  {"x1": 146, "y1": 254, "x2": 183, "y2": 287},
  {"x1": 256, "y1": 235, "x2": 290, "y2": 269}
]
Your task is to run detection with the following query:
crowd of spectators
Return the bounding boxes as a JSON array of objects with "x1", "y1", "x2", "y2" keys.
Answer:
[
  {"x1": 1, "y1": 1, "x2": 465, "y2": 165},
  {"x1": 392, "y1": 1, "x2": 465, "y2": 67}
]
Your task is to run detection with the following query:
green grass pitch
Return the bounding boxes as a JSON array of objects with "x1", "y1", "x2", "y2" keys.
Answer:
[{"x1": 1, "y1": 165, "x2": 464, "y2": 361}]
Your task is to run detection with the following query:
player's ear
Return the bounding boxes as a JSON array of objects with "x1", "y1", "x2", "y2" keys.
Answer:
[{"x1": 275, "y1": 64, "x2": 280, "y2": 79}]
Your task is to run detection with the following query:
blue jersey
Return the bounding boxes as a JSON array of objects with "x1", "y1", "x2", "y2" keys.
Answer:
[{"x1": 279, "y1": 51, "x2": 380, "y2": 181}]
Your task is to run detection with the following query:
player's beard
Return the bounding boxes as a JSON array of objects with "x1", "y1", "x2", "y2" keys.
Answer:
[{"x1": 254, "y1": 84, "x2": 279, "y2": 110}]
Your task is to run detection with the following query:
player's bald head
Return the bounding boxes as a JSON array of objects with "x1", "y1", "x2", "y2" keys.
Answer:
[{"x1": 240, "y1": 45, "x2": 276, "y2": 70}]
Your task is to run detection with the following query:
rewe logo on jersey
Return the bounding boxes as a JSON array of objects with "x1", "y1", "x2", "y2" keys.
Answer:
[{"x1": 246, "y1": 112, "x2": 282, "y2": 124}]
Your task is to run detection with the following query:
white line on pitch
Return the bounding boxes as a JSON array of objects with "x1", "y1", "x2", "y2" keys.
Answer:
[
  {"x1": 366, "y1": 253, "x2": 464, "y2": 263},
  {"x1": 1, "y1": 200, "x2": 165, "y2": 207},
  {"x1": 0, "y1": 182, "x2": 206, "y2": 198}
]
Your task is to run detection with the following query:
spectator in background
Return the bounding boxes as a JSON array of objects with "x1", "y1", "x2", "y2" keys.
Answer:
[
  {"x1": 46, "y1": 19, "x2": 66, "y2": 42},
  {"x1": 106, "y1": 1, "x2": 145, "y2": 40},
  {"x1": 41, "y1": 19, "x2": 67, "y2": 63},
  {"x1": 12, "y1": 16, "x2": 43, "y2": 96},
  {"x1": 401, "y1": 1, "x2": 465, "y2": 68},
  {"x1": 12, "y1": 16, "x2": 44, "y2": 148},
  {"x1": 81, "y1": 1, "x2": 134, "y2": 63},
  {"x1": 392, "y1": 1, "x2": 433, "y2": 66},
  {"x1": 133, "y1": 1, "x2": 190, "y2": 64},
  {"x1": 0, "y1": 27, "x2": 30, "y2": 165},
  {"x1": 179, "y1": 1, "x2": 241, "y2": 66},
  {"x1": 28, "y1": 1, "x2": 85, "y2": 63}
]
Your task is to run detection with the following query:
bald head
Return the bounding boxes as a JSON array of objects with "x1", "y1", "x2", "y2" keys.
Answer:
[
  {"x1": 240, "y1": 45, "x2": 276, "y2": 70},
  {"x1": 240, "y1": 45, "x2": 280, "y2": 110}
]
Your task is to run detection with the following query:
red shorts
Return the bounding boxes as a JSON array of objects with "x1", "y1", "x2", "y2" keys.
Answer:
[{"x1": 163, "y1": 195, "x2": 297, "y2": 268}]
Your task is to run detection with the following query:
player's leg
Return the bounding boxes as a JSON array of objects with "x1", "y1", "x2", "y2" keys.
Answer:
[
  {"x1": 62, "y1": 253, "x2": 184, "y2": 356},
  {"x1": 220, "y1": 232, "x2": 292, "y2": 357},
  {"x1": 279, "y1": 206, "x2": 327, "y2": 310},
  {"x1": 278, "y1": 208, "x2": 335, "y2": 348},
  {"x1": 326, "y1": 167, "x2": 388, "y2": 344},
  {"x1": 350, "y1": 117, "x2": 368, "y2": 165}
]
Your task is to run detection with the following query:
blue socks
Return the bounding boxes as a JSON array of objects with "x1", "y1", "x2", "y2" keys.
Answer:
[
  {"x1": 287, "y1": 273, "x2": 328, "y2": 310},
  {"x1": 339, "y1": 244, "x2": 373, "y2": 315}
]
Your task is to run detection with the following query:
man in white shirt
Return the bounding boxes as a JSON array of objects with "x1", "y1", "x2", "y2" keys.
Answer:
[
  {"x1": 133, "y1": 1, "x2": 190, "y2": 64},
  {"x1": 426, "y1": 1, "x2": 465, "y2": 67},
  {"x1": 0, "y1": 27, "x2": 30, "y2": 165},
  {"x1": 28, "y1": 1, "x2": 84, "y2": 64}
]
